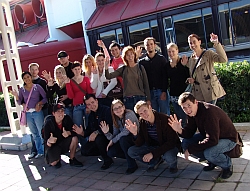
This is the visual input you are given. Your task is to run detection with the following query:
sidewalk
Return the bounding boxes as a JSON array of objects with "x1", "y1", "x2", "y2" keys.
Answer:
[{"x1": 0, "y1": 129, "x2": 249, "y2": 191}]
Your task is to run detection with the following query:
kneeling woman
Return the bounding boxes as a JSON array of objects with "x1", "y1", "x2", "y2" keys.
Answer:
[{"x1": 100, "y1": 99, "x2": 139, "y2": 174}]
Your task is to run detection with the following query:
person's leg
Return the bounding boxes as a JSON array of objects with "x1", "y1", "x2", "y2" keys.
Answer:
[
  {"x1": 182, "y1": 133, "x2": 205, "y2": 159},
  {"x1": 73, "y1": 104, "x2": 85, "y2": 127},
  {"x1": 81, "y1": 141, "x2": 100, "y2": 156},
  {"x1": 204, "y1": 139, "x2": 236, "y2": 169},
  {"x1": 119, "y1": 135, "x2": 137, "y2": 168},
  {"x1": 29, "y1": 134, "x2": 37, "y2": 158},
  {"x1": 95, "y1": 134, "x2": 112, "y2": 162},
  {"x1": 156, "y1": 89, "x2": 169, "y2": 114},
  {"x1": 107, "y1": 142, "x2": 126, "y2": 159},
  {"x1": 162, "y1": 147, "x2": 178, "y2": 169},
  {"x1": 128, "y1": 144, "x2": 154, "y2": 165},
  {"x1": 150, "y1": 90, "x2": 158, "y2": 112},
  {"x1": 124, "y1": 97, "x2": 135, "y2": 111},
  {"x1": 27, "y1": 111, "x2": 44, "y2": 155},
  {"x1": 69, "y1": 136, "x2": 78, "y2": 159},
  {"x1": 64, "y1": 106, "x2": 73, "y2": 120}
]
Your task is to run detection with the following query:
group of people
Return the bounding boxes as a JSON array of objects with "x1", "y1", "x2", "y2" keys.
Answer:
[{"x1": 10, "y1": 33, "x2": 241, "y2": 179}]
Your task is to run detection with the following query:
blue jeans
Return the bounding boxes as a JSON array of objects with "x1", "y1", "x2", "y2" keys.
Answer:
[
  {"x1": 26, "y1": 111, "x2": 44, "y2": 155},
  {"x1": 150, "y1": 89, "x2": 170, "y2": 115},
  {"x1": 182, "y1": 133, "x2": 236, "y2": 169},
  {"x1": 107, "y1": 134, "x2": 137, "y2": 169},
  {"x1": 171, "y1": 96, "x2": 187, "y2": 127},
  {"x1": 123, "y1": 95, "x2": 146, "y2": 111},
  {"x1": 65, "y1": 105, "x2": 73, "y2": 120},
  {"x1": 73, "y1": 104, "x2": 86, "y2": 127},
  {"x1": 128, "y1": 144, "x2": 178, "y2": 168}
]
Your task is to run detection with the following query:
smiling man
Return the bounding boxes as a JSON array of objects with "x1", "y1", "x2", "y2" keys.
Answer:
[
  {"x1": 43, "y1": 103, "x2": 83, "y2": 168},
  {"x1": 126, "y1": 100, "x2": 181, "y2": 173},
  {"x1": 168, "y1": 92, "x2": 240, "y2": 179}
]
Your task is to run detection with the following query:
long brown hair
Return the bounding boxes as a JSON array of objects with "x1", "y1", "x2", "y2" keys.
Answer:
[{"x1": 111, "y1": 99, "x2": 127, "y2": 128}]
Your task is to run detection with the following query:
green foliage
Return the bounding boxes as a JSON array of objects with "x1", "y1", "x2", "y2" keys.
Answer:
[
  {"x1": 215, "y1": 61, "x2": 250, "y2": 122},
  {"x1": 0, "y1": 93, "x2": 16, "y2": 126}
]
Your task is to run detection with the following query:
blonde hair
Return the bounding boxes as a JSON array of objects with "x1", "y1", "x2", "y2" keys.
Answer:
[
  {"x1": 82, "y1": 54, "x2": 96, "y2": 76},
  {"x1": 54, "y1": 65, "x2": 66, "y2": 88},
  {"x1": 134, "y1": 100, "x2": 149, "y2": 114},
  {"x1": 167, "y1": 43, "x2": 180, "y2": 62},
  {"x1": 122, "y1": 46, "x2": 137, "y2": 66}
]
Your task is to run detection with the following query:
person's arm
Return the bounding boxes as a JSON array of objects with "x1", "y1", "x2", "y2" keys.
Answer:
[
  {"x1": 84, "y1": 77, "x2": 93, "y2": 94},
  {"x1": 105, "y1": 65, "x2": 124, "y2": 80},
  {"x1": 140, "y1": 65, "x2": 151, "y2": 101},
  {"x1": 65, "y1": 80, "x2": 75, "y2": 99},
  {"x1": 97, "y1": 40, "x2": 111, "y2": 60},
  {"x1": 37, "y1": 85, "x2": 47, "y2": 104},
  {"x1": 102, "y1": 67, "x2": 117, "y2": 96},
  {"x1": 90, "y1": 72, "x2": 98, "y2": 90},
  {"x1": 210, "y1": 33, "x2": 228, "y2": 63}
]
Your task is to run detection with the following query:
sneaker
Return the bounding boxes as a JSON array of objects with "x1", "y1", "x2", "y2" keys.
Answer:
[
  {"x1": 69, "y1": 157, "x2": 83, "y2": 167},
  {"x1": 203, "y1": 162, "x2": 216, "y2": 171},
  {"x1": 125, "y1": 165, "x2": 138, "y2": 175},
  {"x1": 170, "y1": 167, "x2": 178, "y2": 174},
  {"x1": 101, "y1": 160, "x2": 114, "y2": 170},
  {"x1": 54, "y1": 160, "x2": 61, "y2": 169},
  {"x1": 28, "y1": 152, "x2": 36, "y2": 159},
  {"x1": 35, "y1": 154, "x2": 43, "y2": 159},
  {"x1": 221, "y1": 166, "x2": 233, "y2": 179},
  {"x1": 147, "y1": 158, "x2": 164, "y2": 173}
]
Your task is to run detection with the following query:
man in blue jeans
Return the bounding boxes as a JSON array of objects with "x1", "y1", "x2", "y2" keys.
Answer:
[
  {"x1": 138, "y1": 37, "x2": 170, "y2": 115},
  {"x1": 126, "y1": 101, "x2": 181, "y2": 173},
  {"x1": 168, "y1": 92, "x2": 239, "y2": 179}
]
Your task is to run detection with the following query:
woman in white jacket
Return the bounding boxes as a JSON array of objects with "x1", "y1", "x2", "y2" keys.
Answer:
[{"x1": 91, "y1": 52, "x2": 117, "y2": 107}]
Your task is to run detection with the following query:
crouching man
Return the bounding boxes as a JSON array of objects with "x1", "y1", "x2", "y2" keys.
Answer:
[
  {"x1": 44, "y1": 103, "x2": 83, "y2": 168},
  {"x1": 168, "y1": 92, "x2": 240, "y2": 179},
  {"x1": 126, "y1": 101, "x2": 181, "y2": 173}
]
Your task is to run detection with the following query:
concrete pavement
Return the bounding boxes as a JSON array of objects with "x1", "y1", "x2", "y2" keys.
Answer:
[{"x1": 0, "y1": 129, "x2": 250, "y2": 191}]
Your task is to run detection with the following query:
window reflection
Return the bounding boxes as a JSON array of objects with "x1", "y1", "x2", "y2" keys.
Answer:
[
  {"x1": 219, "y1": 4, "x2": 232, "y2": 45},
  {"x1": 100, "y1": 28, "x2": 124, "y2": 47},
  {"x1": 129, "y1": 22, "x2": 150, "y2": 45}
]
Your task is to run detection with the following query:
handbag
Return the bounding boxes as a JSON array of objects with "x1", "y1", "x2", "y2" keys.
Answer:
[
  {"x1": 103, "y1": 79, "x2": 123, "y2": 99},
  {"x1": 225, "y1": 132, "x2": 243, "y2": 158},
  {"x1": 185, "y1": 50, "x2": 206, "y2": 93},
  {"x1": 20, "y1": 85, "x2": 34, "y2": 126}
]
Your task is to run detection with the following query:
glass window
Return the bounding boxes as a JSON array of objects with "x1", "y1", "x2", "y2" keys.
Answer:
[
  {"x1": 129, "y1": 22, "x2": 150, "y2": 45},
  {"x1": 229, "y1": 0, "x2": 250, "y2": 44},
  {"x1": 173, "y1": 10, "x2": 205, "y2": 52},
  {"x1": 202, "y1": 8, "x2": 214, "y2": 48},
  {"x1": 218, "y1": 4, "x2": 232, "y2": 45},
  {"x1": 100, "y1": 28, "x2": 124, "y2": 47},
  {"x1": 164, "y1": 17, "x2": 175, "y2": 44}
]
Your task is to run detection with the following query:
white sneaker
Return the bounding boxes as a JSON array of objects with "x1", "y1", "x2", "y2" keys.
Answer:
[
  {"x1": 35, "y1": 154, "x2": 43, "y2": 159},
  {"x1": 28, "y1": 152, "x2": 36, "y2": 159}
]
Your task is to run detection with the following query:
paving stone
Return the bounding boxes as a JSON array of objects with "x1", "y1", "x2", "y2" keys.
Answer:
[
  {"x1": 151, "y1": 177, "x2": 174, "y2": 187},
  {"x1": 240, "y1": 172, "x2": 250, "y2": 182},
  {"x1": 179, "y1": 170, "x2": 200, "y2": 179},
  {"x1": 212, "y1": 182, "x2": 237, "y2": 191},
  {"x1": 224, "y1": 172, "x2": 242, "y2": 182},
  {"x1": 89, "y1": 180, "x2": 114, "y2": 190},
  {"x1": 144, "y1": 185, "x2": 167, "y2": 191},
  {"x1": 134, "y1": 175, "x2": 156, "y2": 184},
  {"x1": 169, "y1": 178, "x2": 193, "y2": 189},
  {"x1": 197, "y1": 170, "x2": 221, "y2": 181},
  {"x1": 189, "y1": 180, "x2": 214, "y2": 190},
  {"x1": 235, "y1": 183, "x2": 250, "y2": 191},
  {"x1": 116, "y1": 174, "x2": 139, "y2": 183},
  {"x1": 122, "y1": 183, "x2": 147, "y2": 191},
  {"x1": 75, "y1": 178, "x2": 98, "y2": 188},
  {"x1": 106, "y1": 181, "x2": 130, "y2": 190}
]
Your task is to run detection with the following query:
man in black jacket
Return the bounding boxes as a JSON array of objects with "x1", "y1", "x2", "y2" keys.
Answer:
[
  {"x1": 73, "y1": 94, "x2": 114, "y2": 170},
  {"x1": 43, "y1": 103, "x2": 83, "y2": 168}
]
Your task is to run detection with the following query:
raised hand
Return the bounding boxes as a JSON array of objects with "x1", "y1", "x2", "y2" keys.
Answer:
[
  {"x1": 41, "y1": 70, "x2": 51, "y2": 81},
  {"x1": 48, "y1": 133, "x2": 57, "y2": 144},
  {"x1": 91, "y1": 65, "x2": 98, "y2": 74},
  {"x1": 97, "y1": 40, "x2": 105, "y2": 48},
  {"x1": 100, "y1": 121, "x2": 109, "y2": 134},
  {"x1": 106, "y1": 140, "x2": 113, "y2": 151},
  {"x1": 181, "y1": 55, "x2": 188, "y2": 65},
  {"x1": 210, "y1": 33, "x2": 218, "y2": 44},
  {"x1": 10, "y1": 89, "x2": 18, "y2": 99},
  {"x1": 125, "y1": 119, "x2": 138, "y2": 136},
  {"x1": 104, "y1": 56, "x2": 110, "y2": 69},
  {"x1": 135, "y1": 46, "x2": 142, "y2": 58},
  {"x1": 62, "y1": 127, "x2": 71, "y2": 138},
  {"x1": 168, "y1": 114, "x2": 183, "y2": 134},
  {"x1": 62, "y1": 75, "x2": 70, "y2": 83},
  {"x1": 72, "y1": 124, "x2": 84, "y2": 136}
]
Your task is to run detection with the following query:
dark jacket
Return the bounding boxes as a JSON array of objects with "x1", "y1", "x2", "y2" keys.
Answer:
[
  {"x1": 84, "y1": 104, "x2": 113, "y2": 137},
  {"x1": 139, "y1": 53, "x2": 168, "y2": 92},
  {"x1": 135, "y1": 111, "x2": 181, "y2": 159},
  {"x1": 180, "y1": 102, "x2": 238, "y2": 154},
  {"x1": 43, "y1": 115, "x2": 76, "y2": 148}
]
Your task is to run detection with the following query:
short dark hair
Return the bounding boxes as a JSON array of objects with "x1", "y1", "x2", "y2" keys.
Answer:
[
  {"x1": 178, "y1": 92, "x2": 196, "y2": 105},
  {"x1": 71, "y1": 61, "x2": 81, "y2": 69},
  {"x1": 109, "y1": 41, "x2": 121, "y2": 50},
  {"x1": 84, "y1": 94, "x2": 96, "y2": 102},
  {"x1": 21, "y1": 71, "x2": 32, "y2": 79}
]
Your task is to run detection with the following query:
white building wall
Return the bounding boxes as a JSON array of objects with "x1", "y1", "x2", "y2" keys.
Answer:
[{"x1": 44, "y1": 0, "x2": 96, "y2": 53}]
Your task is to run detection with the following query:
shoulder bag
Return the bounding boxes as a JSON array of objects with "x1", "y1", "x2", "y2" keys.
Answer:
[
  {"x1": 185, "y1": 50, "x2": 206, "y2": 92},
  {"x1": 20, "y1": 85, "x2": 34, "y2": 126},
  {"x1": 71, "y1": 78, "x2": 87, "y2": 95}
]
